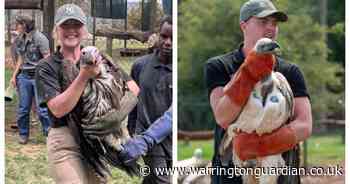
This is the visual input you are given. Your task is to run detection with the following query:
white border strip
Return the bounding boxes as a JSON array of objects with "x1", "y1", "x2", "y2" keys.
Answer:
[
  {"x1": 172, "y1": 0, "x2": 178, "y2": 183},
  {"x1": 0, "y1": 0, "x2": 5, "y2": 183},
  {"x1": 345, "y1": 0, "x2": 349, "y2": 182}
]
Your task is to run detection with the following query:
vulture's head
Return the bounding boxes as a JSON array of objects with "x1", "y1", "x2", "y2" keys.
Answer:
[
  {"x1": 81, "y1": 46, "x2": 103, "y2": 66},
  {"x1": 254, "y1": 38, "x2": 280, "y2": 55}
]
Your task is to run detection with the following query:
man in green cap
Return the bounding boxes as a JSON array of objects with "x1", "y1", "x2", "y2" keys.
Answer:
[{"x1": 205, "y1": 0, "x2": 312, "y2": 183}]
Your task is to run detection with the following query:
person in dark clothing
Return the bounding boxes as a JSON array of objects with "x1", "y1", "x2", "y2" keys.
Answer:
[
  {"x1": 10, "y1": 15, "x2": 51, "y2": 144},
  {"x1": 119, "y1": 105, "x2": 172, "y2": 166},
  {"x1": 205, "y1": 0, "x2": 312, "y2": 183},
  {"x1": 128, "y1": 16, "x2": 173, "y2": 184}
]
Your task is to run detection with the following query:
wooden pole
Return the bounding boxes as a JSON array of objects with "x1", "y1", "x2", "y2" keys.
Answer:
[
  {"x1": 124, "y1": 0, "x2": 127, "y2": 49},
  {"x1": 106, "y1": 20, "x2": 113, "y2": 56},
  {"x1": 6, "y1": 10, "x2": 11, "y2": 45},
  {"x1": 5, "y1": 0, "x2": 43, "y2": 9},
  {"x1": 42, "y1": 0, "x2": 55, "y2": 52},
  {"x1": 92, "y1": 0, "x2": 96, "y2": 46}
]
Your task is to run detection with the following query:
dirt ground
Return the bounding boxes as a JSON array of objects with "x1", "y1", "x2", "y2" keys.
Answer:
[{"x1": 300, "y1": 162, "x2": 345, "y2": 184}]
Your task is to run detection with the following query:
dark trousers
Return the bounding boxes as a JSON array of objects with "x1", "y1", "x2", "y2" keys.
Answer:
[
  {"x1": 211, "y1": 157, "x2": 242, "y2": 184},
  {"x1": 142, "y1": 155, "x2": 172, "y2": 184}
]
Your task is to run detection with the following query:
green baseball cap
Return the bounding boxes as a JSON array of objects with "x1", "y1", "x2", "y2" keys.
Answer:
[
  {"x1": 55, "y1": 3, "x2": 87, "y2": 26},
  {"x1": 240, "y1": 0, "x2": 288, "y2": 22}
]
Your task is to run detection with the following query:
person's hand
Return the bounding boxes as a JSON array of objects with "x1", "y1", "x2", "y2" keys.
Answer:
[
  {"x1": 79, "y1": 56, "x2": 101, "y2": 80},
  {"x1": 242, "y1": 51, "x2": 275, "y2": 83},
  {"x1": 79, "y1": 46, "x2": 103, "y2": 80},
  {"x1": 233, "y1": 125, "x2": 297, "y2": 161},
  {"x1": 118, "y1": 135, "x2": 154, "y2": 166},
  {"x1": 223, "y1": 51, "x2": 275, "y2": 104},
  {"x1": 220, "y1": 52, "x2": 275, "y2": 130},
  {"x1": 10, "y1": 76, "x2": 17, "y2": 88},
  {"x1": 118, "y1": 107, "x2": 172, "y2": 165}
]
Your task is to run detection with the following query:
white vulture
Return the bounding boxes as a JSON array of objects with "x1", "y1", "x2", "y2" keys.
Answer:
[
  {"x1": 177, "y1": 148, "x2": 211, "y2": 184},
  {"x1": 219, "y1": 38, "x2": 294, "y2": 184}
]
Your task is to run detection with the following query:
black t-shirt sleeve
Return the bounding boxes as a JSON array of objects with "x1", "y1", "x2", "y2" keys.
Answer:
[
  {"x1": 35, "y1": 61, "x2": 61, "y2": 107},
  {"x1": 205, "y1": 59, "x2": 231, "y2": 96},
  {"x1": 127, "y1": 58, "x2": 145, "y2": 135},
  {"x1": 283, "y1": 64, "x2": 310, "y2": 99},
  {"x1": 130, "y1": 63, "x2": 138, "y2": 83},
  {"x1": 130, "y1": 59, "x2": 147, "y2": 85}
]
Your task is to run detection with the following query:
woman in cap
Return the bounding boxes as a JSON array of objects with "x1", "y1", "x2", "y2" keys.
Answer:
[{"x1": 35, "y1": 4, "x2": 139, "y2": 183}]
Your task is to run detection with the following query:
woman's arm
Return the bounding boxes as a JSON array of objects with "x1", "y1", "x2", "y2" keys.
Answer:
[{"x1": 47, "y1": 61, "x2": 101, "y2": 118}]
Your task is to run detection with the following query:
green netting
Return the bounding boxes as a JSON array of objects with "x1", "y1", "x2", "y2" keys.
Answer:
[
  {"x1": 141, "y1": 0, "x2": 151, "y2": 31},
  {"x1": 94, "y1": 0, "x2": 126, "y2": 19}
]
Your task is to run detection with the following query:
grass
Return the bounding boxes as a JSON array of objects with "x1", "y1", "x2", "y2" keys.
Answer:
[
  {"x1": 305, "y1": 134, "x2": 345, "y2": 166},
  {"x1": 178, "y1": 133, "x2": 345, "y2": 167},
  {"x1": 5, "y1": 132, "x2": 141, "y2": 184},
  {"x1": 5, "y1": 43, "x2": 144, "y2": 183},
  {"x1": 5, "y1": 138, "x2": 53, "y2": 184},
  {"x1": 178, "y1": 140, "x2": 214, "y2": 161}
]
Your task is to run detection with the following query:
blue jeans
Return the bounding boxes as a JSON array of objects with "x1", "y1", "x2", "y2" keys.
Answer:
[{"x1": 16, "y1": 73, "x2": 51, "y2": 137}]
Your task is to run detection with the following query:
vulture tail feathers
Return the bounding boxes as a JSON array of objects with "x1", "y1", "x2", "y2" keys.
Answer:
[
  {"x1": 100, "y1": 141, "x2": 141, "y2": 176},
  {"x1": 81, "y1": 135, "x2": 112, "y2": 178}
]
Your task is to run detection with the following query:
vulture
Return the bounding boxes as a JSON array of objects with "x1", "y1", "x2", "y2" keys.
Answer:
[
  {"x1": 62, "y1": 46, "x2": 140, "y2": 179},
  {"x1": 219, "y1": 38, "x2": 294, "y2": 184},
  {"x1": 177, "y1": 148, "x2": 211, "y2": 184}
]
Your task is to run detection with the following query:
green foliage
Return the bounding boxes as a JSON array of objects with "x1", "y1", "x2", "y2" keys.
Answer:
[
  {"x1": 179, "y1": 0, "x2": 244, "y2": 94},
  {"x1": 328, "y1": 22, "x2": 345, "y2": 65},
  {"x1": 278, "y1": 15, "x2": 341, "y2": 120},
  {"x1": 178, "y1": 0, "x2": 344, "y2": 130},
  {"x1": 128, "y1": 1, "x2": 165, "y2": 31},
  {"x1": 178, "y1": 0, "x2": 245, "y2": 130}
]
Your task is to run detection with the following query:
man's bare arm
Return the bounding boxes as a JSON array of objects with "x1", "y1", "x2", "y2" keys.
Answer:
[
  {"x1": 10, "y1": 55, "x2": 23, "y2": 87},
  {"x1": 209, "y1": 87, "x2": 242, "y2": 128},
  {"x1": 126, "y1": 80, "x2": 140, "y2": 96},
  {"x1": 289, "y1": 97, "x2": 312, "y2": 142}
]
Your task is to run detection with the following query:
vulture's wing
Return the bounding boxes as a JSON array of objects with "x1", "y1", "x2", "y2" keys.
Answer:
[{"x1": 256, "y1": 72, "x2": 294, "y2": 135}]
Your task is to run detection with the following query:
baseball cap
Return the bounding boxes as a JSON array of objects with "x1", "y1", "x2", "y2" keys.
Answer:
[
  {"x1": 15, "y1": 15, "x2": 33, "y2": 24},
  {"x1": 240, "y1": 0, "x2": 288, "y2": 22},
  {"x1": 55, "y1": 3, "x2": 87, "y2": 26}
]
